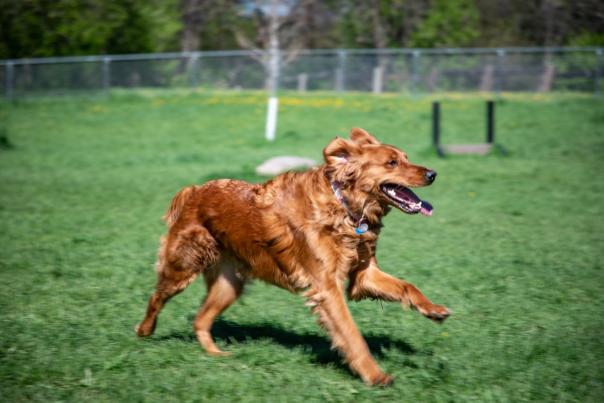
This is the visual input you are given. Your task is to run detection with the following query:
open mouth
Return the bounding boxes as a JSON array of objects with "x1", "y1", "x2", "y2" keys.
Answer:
[{"x1": 380, "y1": 183, "x2": 434, "y2": 216}]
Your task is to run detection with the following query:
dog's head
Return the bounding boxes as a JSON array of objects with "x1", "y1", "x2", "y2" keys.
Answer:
[{"x1": 323, "y1": 128, "x2": 435, "y2": 216}]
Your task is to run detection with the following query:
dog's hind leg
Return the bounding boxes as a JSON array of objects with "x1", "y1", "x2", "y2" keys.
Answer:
[
  {"x1": 347, "y1": 258, "x2": 450, "y2": 323},
  {"x1": 136, "y1": 226, "x2": 220, "y2": 337},
  {"x1": 194, "y1": 257, "x2": 245, "y2": 356},
  {"x1": 135, "y1": 265, "x2": 199, "y2": 337}
]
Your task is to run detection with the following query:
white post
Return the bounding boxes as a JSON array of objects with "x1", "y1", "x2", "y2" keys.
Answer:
[
  {"x1": 334, "y1": 68, "x2": 343, "y2": 92},
  {"x1": 264, "y1": 0, "x2": 280, "y2": 141},
  {"x1": 297, "y1": 73, "x2": 307, "y2": 92},
  {"x1": 265, "y1": 96, "x2": 279, "y2": 141},
  {"x1": 372, "y1": 66, "x2": 383, "y2": 94}
]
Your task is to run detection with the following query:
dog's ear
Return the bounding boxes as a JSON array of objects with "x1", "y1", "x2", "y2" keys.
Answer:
[
  {"x1": 323, "y1": 136, "x2": 360, "y2": 165},
  {"x1": 350, "y1": 128, "x2": 380, "y2": 146}
]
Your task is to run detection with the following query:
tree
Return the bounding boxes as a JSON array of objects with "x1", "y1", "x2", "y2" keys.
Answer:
[
  {"x1": 181, "y1": 0, "x2": 204, "y2": 52},
  {"x1": 0, "y1": 0, "x2": 180, "y2": 59},
  {"x1": 410, "y1": 0, "x2": 480, "y2": 48},
  {"x1": 335, "y1": 0, "x2": 429, "y2": 48},
  {"x1": 234, "y1": 0, "x2": 315, "y2": 92},
  {"x1": 2, "y1": 0, "x2": 603, "y2": 61}
]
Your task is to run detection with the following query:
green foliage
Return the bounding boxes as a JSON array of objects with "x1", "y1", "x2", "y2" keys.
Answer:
[
  {"x1": 410, "y1": 0, "x2": 480, "y2": 48},
  {"x1": 0, "y1": 91, "x2": 603, "y2": 401},
  {"x1": 1, "y1": 0, "x2": 603, "y2": 59},
  {"x1": 0, "y1": 0, "x2": 181, "y2": 59},
  {"x1": 143, "y1": 0, "x2": 182, "y2": 52},
  {"x1": 336, "y1": 0, "x2": 409, "y2": 48},
  {"x1": 568, "y1": 31, "x2": 604, "y2": 47},
  {"x1": 198, "y1": 2, "x2": 255, "y2": 51}
]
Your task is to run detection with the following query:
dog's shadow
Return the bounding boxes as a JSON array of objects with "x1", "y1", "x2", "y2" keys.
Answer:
[{"x1": 158, "y1": 318, "x2": 417, "y2": 370}]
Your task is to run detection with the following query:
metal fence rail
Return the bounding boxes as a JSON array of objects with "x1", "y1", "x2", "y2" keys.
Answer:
[{"x1": 1, "y1": 47, "x2": 602, "y2": 99}]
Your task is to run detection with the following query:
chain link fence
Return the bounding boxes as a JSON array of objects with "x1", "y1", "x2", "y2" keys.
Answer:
[{"x1": 1, "y1": 47, "x2": 602, "y2": 99}]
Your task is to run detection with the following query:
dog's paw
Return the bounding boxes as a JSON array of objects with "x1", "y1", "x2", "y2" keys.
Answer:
[
  {"x1": 366, "y1": 372, "x2": 394, "y2": 387},
  {"x1": 135, "y1": 322, "x2": 154, "y2": 337},
  {"x1": 207, "y1": 349, "x2": 232, "y2": 357},
  {"x1": 418, "y1": 303, "x2": 451, "y2": 323}
]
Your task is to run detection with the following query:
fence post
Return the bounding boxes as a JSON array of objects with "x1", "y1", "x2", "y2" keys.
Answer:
[
  {"x1": 334, "y1": 68, "x2": 343, "y2": 92},
  {"x1": 480, "y1": 65, "x2": 494, "y2": 92},
  {"x1": 5, "y1": 61, "x2": 15, "y2": 101},
  {"x1": 372, "y1": 66, "x2": 383, "y2": 94},
  {"x1": 411, "y1": 50, "x2": 420, "y2": 97},
  {"x1": 335, "y1": 49, "x2": 347, "y2": 92},
  {"x1": 297, "y1": 73, "x2": 308, "y2": 93},
  {"x1": 596, "y1": 48, "x2": 603, "y2": 97},
  {"x1": 495, "y1": 48, "x2": 505, "y2": 99},
  {"x1": 102, "y1": 57, "x2": 111, "y2": 92}
]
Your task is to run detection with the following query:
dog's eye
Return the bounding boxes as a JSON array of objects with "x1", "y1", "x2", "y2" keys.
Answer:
[{"x1": 386, "y1": 159, "x2": 398, "y2": 167}]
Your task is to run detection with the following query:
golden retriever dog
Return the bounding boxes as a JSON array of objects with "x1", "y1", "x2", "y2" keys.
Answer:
[{"x1": 136, "y1": 128, "x2": 450, "y2": 385}]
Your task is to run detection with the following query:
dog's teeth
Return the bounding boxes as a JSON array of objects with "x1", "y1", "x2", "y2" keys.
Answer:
[{"x1": 407, "y1": 201, "x2": 421, "y2": 210}]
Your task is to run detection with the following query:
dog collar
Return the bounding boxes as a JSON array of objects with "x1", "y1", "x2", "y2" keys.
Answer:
[{"x1": 330, "y1": 181, "x2": 368, "y2": 234}]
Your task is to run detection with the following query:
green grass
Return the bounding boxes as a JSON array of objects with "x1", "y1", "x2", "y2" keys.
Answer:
[{"x1": 1, "y1": 91, "x2": 603, "y2": 402}]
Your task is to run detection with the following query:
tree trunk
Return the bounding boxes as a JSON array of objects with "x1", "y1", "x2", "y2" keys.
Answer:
[
  {"x1": 181, "y1": 0, "x2": 203, "y2": 52},
  {"x1": 371, "y1": 0, "x2": 388, "y2": 70},
  {"x1": 265, "y1": 0, "x2": 280, "y2": 94}
]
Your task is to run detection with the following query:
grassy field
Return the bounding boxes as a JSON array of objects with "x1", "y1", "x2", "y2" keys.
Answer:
[{"x1": 0, "y1": 91, "x2": 603, "y2": 402}]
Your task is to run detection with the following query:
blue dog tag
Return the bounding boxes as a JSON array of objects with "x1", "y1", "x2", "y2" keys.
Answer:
[{"x1": 355, "y1": 223, "x2": 368, "y2": 235}]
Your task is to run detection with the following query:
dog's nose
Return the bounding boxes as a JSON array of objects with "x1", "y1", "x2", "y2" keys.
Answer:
[{"x1": 425, "y1": 170, "x2": 437, "y2": 183}]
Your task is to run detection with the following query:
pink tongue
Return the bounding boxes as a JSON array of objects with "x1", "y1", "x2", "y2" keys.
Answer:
[{"x1": 420, "y1": 200, "x2": 433, "y2": 216}]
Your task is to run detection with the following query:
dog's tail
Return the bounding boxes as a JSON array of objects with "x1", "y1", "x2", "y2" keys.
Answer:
[{"x1": 163, "y1": 186, "x2": 196, "y2": 227}]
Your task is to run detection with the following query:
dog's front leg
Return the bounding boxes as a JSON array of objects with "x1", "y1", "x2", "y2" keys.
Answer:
[
  {"x1": 306, "y1": 281, "x2": 393, "y2": 386},
  {"x1": 348, "y1": 258, "x2": 450, "y2": 322}
]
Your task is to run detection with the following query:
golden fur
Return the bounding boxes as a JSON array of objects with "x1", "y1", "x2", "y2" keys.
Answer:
[{"x1": 136, "y1": 128, "x2": 450, "y2": 385}]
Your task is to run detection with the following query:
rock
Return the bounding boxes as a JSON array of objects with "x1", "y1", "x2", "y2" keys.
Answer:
[{"x1": 255, "y1": 156, "x2": 317, "y2": 176}]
